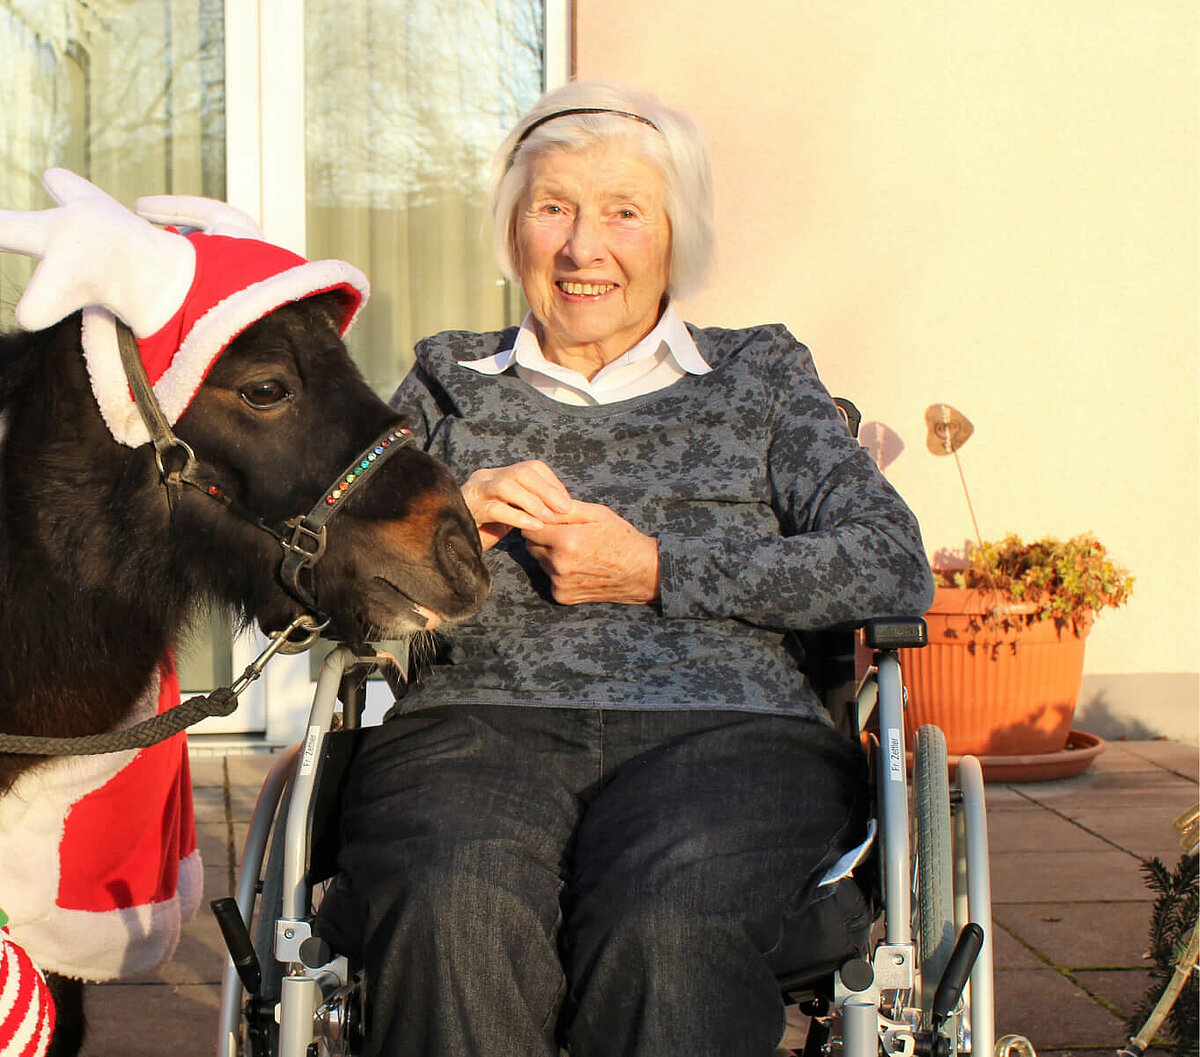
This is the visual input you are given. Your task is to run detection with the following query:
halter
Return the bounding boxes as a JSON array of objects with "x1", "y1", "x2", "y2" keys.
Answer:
[
  {"x1": 0, "y1": 323, "x2": 413, "y2": 757},
  {"x1": 116, "y1": 321, "x2": 415, "y2": 625}
]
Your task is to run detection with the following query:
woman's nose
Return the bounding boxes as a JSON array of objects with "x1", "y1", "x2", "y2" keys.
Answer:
[{"x1": 563, "y1": 213, "x2": 605, "y2": 266}]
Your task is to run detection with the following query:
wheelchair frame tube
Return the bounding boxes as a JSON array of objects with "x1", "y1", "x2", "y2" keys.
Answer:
[
  {"x1": 874, "y1": 651, "x2": 912, "y2": 945},
  {"x1": 281, "y1": 647, "x2": 355, "y2": 920},
  {"x1": 278, "y1": 976, "x2": 321, "y2": 1056},
  {"x1": 842, "y1": 997, "x2": 880, "y2": 1057}
]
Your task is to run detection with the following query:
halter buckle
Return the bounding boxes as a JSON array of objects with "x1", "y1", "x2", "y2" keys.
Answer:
[{"x1": 281, "y1": 518, "x2": 328, "y2": 564}]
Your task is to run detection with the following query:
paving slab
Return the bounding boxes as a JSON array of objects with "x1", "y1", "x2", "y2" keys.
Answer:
[
  {"x1": 991, "y1": 921, "x2": 1046, "y2": 969},
  {"x1": 188, "y1": 756, "x2": 226, "y2": 788},
  {"x1": 195, "y1": 819, "x2": 236, "y2": 868},
  {"x1": 81, "y1": 982, "x2": 219, "y2": 1057},
  {"x1": 191, "y1": 784, "x2": 230, "y2": 824},
  {"x1": 992, "y1": 902, "x2": 1154, "y2": 969},
  {"x1": 1116, "y1": 740, "x2": 1200, "y2": 779},
  {"x1": 227, "y1": 772, "x2": 274, "y2": 822},
  {"x1": 1073, "y1": 968, "x2": 1157, "y2": 1024},
  {"x1": 1010, "y1": 770, "x2": 1197, "y2": 810},
  {"x1": 994, "y1": 968, "x2": 1127, "y2": 1049},
  {"x1": 1059, "y1": 808, "x2": 1197, "y2": 862},
  {"x1": 990, "y1": 850, "x2": 1151, "y2": 903},
  {"x1": 225, "y1": 750, "x2": 283, "y2": 788},
  {"x1": 981, "y1": 782, "x2": 1041, "y2": 807},
  {"x1": 985, "y1": 806, "x2": 1117, "y2": 853},
  {"x1": 1091, "y1": 742, "x2": 1172, "y2": 772}
]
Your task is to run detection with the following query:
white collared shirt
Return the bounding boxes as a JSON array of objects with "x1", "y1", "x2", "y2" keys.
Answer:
[{"x1": 457, "y1": 302, "x2": 711, "y2": 405}]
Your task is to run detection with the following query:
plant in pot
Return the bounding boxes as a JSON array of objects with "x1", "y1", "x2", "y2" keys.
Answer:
[{"x1": 903, "y1": 405, "x2": 1135, "y2": 775}]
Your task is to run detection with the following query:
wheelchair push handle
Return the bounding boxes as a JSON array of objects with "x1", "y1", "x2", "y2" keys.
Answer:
[{"x1": 862, "y1": 616, "x2": 927, "y2": 651}]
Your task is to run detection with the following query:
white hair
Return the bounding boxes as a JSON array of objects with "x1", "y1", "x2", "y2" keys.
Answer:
[{"x1": 490, "y1": 81, "x2": 715, "y2": 300}]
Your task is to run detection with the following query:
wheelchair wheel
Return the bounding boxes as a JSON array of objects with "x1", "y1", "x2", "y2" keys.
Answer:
[
  {"x1": 252, "y1": 771, "x2": 294, "y2": 1013},
  {"x1": 914, "y1": 724, "x2": 955, "y2": 1026},
  {"x1": 229, "y1": 767, "x2": 294, "y2": 1057}
]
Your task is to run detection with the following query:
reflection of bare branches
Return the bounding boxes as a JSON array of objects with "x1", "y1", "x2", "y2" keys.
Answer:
[
  {"x1": 305, "y1": 0, "x2": 544, "y2": 208},
  {"x1": 88, "y1": 30, "x2": 224, "y2": 169},
  {"x1": 4, "y1": 0, "x2": 226, "y2": 199}
]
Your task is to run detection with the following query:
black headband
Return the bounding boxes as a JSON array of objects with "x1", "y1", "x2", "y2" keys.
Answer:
[{"x1": 510, "y1": 107, "x2": 661, "y2": 164}]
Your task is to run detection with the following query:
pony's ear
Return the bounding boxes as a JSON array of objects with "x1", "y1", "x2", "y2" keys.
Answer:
[{"x1": 302, "y1": 289, "x2": 360, "y2": 336}]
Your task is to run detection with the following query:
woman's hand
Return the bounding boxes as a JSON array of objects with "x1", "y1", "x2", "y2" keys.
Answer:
[
  {"x1": 523, "y1": 502, "x2": 660, "y2": 605},
  {"x1": 460, "y1": 460, "x2": 573, "y2": 551}
]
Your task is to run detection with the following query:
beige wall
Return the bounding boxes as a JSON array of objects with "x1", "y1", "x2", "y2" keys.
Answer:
[{"x1": 577, "y1": 2, "x2": 1199, "y2": 740}]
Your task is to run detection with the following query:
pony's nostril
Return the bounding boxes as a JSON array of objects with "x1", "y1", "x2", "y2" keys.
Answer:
[{"x1": 437, "y1": 521, "x2": 490, "y2": 603}]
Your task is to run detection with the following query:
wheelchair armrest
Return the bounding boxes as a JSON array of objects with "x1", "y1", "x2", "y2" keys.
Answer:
[{"x1": 862, "y1": 617, "x2": 927, "y2": 651}]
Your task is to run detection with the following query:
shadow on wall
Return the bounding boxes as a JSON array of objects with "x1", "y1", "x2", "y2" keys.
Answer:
[
  {"x1": 1075, "y1": 692, "x2": 1163, "y2": 741},
  {"x1": 1074, "y1": 673, "x2": 1200, "y2": 744},
  {"x1": 859, "y1": 420, "x2": 904, "y2": 473}
]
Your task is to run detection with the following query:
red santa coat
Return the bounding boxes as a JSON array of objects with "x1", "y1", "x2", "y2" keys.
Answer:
[{"x1": 0, "y1": 657, "x2": 201, "y2": 981}]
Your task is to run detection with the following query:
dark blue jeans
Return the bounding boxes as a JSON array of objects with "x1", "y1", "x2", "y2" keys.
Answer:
[{"x1": 325, "y1": 705, "x2": 868, "y2": 1057}]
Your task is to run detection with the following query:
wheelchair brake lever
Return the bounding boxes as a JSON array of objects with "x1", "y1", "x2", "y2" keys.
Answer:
[
  {"x1": 929, "y1": 923, "x2": 985, "y2": 1056},
  {"x1": 211, "y1": 897, "x2": 263, "y2": 996}
]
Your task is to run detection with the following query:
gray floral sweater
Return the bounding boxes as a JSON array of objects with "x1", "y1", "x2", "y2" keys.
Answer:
[{"x1": 389, "y1": 323, "x2": 934, "y2": 722}]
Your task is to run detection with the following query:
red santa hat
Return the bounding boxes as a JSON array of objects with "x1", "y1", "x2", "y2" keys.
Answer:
[{"x1": 0, "y1": 169, "x2": 369, "y2": 447}]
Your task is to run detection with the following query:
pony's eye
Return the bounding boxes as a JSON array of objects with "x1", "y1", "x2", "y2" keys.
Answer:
[{"x1": 240, "y1": 380, "x2": 292, "y2": 410}]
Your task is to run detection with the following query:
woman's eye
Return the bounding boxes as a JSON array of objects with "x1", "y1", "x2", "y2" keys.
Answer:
[{"x1": 240, "y1": 380, "x2": 292, "y2": 409}]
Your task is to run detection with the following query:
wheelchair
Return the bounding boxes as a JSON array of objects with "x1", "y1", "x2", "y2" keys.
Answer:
[{"x1": 211, "y1": 618, "x2": 998, "y2": 1057}]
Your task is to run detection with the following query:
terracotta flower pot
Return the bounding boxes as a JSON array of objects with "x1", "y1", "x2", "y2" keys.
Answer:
[{"x1": 898, "y1": 587, "x2": 1090, "y2": 756}]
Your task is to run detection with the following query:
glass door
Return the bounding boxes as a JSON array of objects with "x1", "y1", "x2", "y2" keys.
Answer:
[
  {"x1": 0, "y1": 0, "x2": 265, "y2": 733},
  {"x1": 2, "y1": 0, "x2": 559, "y2": 745}
]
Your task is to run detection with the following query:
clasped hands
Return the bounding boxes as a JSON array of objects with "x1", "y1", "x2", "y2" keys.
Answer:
[{"x1": 460, "y1": 460, "x2": 660, "y2": 605}]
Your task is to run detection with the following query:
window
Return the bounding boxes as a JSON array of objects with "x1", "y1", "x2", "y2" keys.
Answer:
[
  {"x1": 0, "y1": 0, "x2": 236, "y2": 700},
  {"x1": 1, "y1": 0, "x2": 556, "y2": 743},
  {"x1": 304, "y1": 0, "x2": 544, "y2": 390},
  {"x1": 1, "y1": 1, "x2": 225, "y2": 331}
]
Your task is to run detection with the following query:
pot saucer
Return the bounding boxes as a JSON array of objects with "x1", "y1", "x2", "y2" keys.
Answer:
[{"x1": 949, "y1": 730, "x2": 1106, "y2": 783}]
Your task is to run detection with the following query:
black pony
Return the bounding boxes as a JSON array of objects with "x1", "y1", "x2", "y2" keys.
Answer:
[{"x1": 0, "y1": 294, "x2": 489, "y2": 1055}]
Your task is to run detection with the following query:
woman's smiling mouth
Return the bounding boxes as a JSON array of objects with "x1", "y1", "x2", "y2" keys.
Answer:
[{"x1": 557, "y1": 280, "x2": 617, "y2": 297}]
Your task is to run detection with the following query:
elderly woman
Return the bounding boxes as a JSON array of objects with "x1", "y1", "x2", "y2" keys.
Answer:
[{"x1": 327, "y1": 81, "x2": 934, "y2": 1056}]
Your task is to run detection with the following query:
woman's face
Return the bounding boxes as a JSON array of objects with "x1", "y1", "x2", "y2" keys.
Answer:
[{"x1": 515, "y1": 144, "x2": 671, "y2": 373}]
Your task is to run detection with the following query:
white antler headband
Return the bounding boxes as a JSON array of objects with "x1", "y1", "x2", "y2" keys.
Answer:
[
  {"x1": 0, "y1": 168, "x2": 196, "y2": 338},
  {"x1": 134, "y1": 193, "x2": 265, "y2": 239},
  {"x1": 0, "y1": 169, "x2": 369, "y2": 447}
]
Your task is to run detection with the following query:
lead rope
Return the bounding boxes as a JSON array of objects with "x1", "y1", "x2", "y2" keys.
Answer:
[{"x1": 0, "y1": 612, "x2": 327, "y2": 756}]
